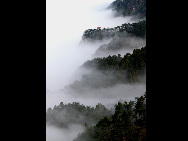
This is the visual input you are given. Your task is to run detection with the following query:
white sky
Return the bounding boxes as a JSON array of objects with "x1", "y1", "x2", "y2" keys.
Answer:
[{"x1": 46, "y1": 0, "x2": 114, "y2": 50}]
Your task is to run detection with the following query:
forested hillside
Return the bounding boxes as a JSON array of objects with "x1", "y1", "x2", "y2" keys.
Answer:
[
  {"x1": 67, "y1": 46, "x2": 146, "y2": 93},
  {"x1": 108, "y1": 0, "x2": 146, "y2": 18},
  {"x1": 46, "y1": 102, "x2": 112, "y2": 128},
  {"x1": 83, "y1": 46, "x2": 146, "y2": 75},
  {"x1": 73, "y1": 93, "x2": 146, "y2": 141},
  {"x1": 82, "y1": 20, "x2": 146, "y2": 56},
  {"x1": 82, "y1": 20, "x2": 146, "y2": 42}
]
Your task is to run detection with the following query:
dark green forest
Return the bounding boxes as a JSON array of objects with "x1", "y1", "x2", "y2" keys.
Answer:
[
  {"x1": 73, "y1": 93, "x2": 146, "y2": 141},
  {"x1": 46, "y1": 94, "x2": 146, "y2": 141},
  {"x1": 83, "y1": 46, "x2": 146, "y2": 79},
  {"x1": 108, "y1": 0, "x2": 146, "y2": 18},
  {"x1": 82, "y1": 20, "x2": 146, "y2": 41},
  {"x1": 46, "y1": 102, "x2": 112, "y2": 128},
  {"x1": 81, "y1": 46, "x2": 146, "y2": 87}
]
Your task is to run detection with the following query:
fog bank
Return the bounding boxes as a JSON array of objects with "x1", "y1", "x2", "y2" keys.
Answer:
[
  {"x1": 46, "y1": 0, "x2": 141, "y2": 92},
  {"x1": 46, "y1": 124, "x2": 84, "y2": 141}
]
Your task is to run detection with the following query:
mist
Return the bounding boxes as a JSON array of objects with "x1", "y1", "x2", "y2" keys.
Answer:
[
  {"x1": 46, "y1": 0, "x2": 142, "y2": 92},
  {"x1": 46, "y1": 0, "x2": 145, "y2": 140},
  {"x1": 94, "y1": 36, "x2": 146, "y2": 58},
  {"x1": 46, "y1": 124, "x2": 84, "y2": 141},
  {"x1": 64, "y1": 83, "x2": 145, "y2": 107}
]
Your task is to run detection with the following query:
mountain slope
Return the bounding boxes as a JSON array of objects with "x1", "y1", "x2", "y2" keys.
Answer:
[
  {"x1": 46, "y1": 102, "x2": 112, "y2": 128},
  {"x1": 82, "y1": 20, "x2": 146, "y2": 42},
  {"x1": 108, "y1": 0, "x2": 146, "y2": 18},
  {"x1": 73, "y1": 93, "x2": 146, "y2": 141}
]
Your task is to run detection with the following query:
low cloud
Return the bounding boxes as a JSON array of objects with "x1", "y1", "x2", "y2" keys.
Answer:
[{"x1": 46, "y1": 124, "x2": 84, "y2": 141}]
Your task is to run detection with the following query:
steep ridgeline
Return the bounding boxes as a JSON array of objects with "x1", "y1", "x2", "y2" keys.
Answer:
[
  {"x1": 82, "y1": 20, "x2": 146, "y2": 42},
  {"x1": 107, "y1": 0, "x2": 146, "y2": 18},
  {"x1": 66, "y1": 46, "x2": 146, "y2": 95},
  {"x1": 46, "y1": 102, "x2": 112, "y2": 128},
  {"x1": 73, "y1": 93, "x2": 146, "y2": 141},
  {"x1": 83, "y1": 46, "x2": 146, "y2": 83}
]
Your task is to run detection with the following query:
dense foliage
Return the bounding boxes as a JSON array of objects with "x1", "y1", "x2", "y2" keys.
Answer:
[
  {"x1": 83, "y1": 46, "x2": 146, "y2": 83},
  {"x1": 108, "y1": 0, "x2": 146, "y2": 18},
  {"x1": 82, "y1": 20, "x2": 146, "y2": 41},
  {"x1": 66, "y1": 46, "x2": 146, "y2": 95},
  {"x1": 46, "y1": 102, "x2": 112, "y2": 128},
  {"x1": 73, "y1": 93, "x2": 146, "y2": 141}
]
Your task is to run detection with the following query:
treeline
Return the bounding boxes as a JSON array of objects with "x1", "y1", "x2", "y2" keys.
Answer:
[
  {"x1": 83, "y1": 46, "x2": 146, "y2": 83},
  {"x1": 46, "y1": 102, "x2": 112, "y2": 128},
  {"x1": 108, "y1": 0, "x2": 146, "y2": 18},
  {"x1": 73, "y1": 93, "x2": 146, "y2": 141},
  {"x1": 82, "y1": 20, "x2": 146, "y2": 41},
  {"x1": 67, "y1": 46, "x2": 146, "y2": 92}
]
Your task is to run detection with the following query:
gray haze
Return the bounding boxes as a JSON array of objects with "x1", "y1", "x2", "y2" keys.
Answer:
[
  {"x1": 46, "y1": 0, "x2": 145, "y2": 141},
  {"x1": 94, "y1": 36, "x2": 146, "y2": 58},
  {"x1": 46, "y1": 0, "x2": 144, "y2": 110},
  {"x1": 46, "y1": 124, "x2": 84, "y2": 141}
]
